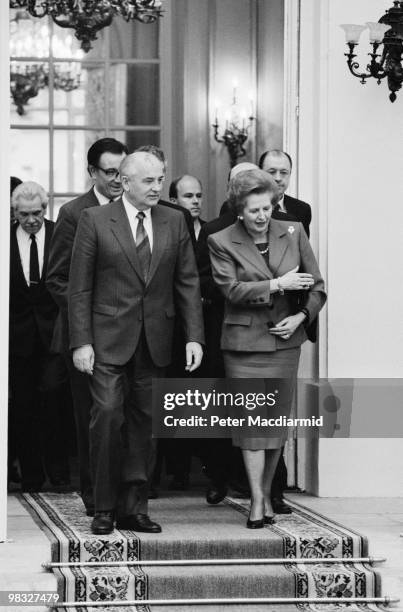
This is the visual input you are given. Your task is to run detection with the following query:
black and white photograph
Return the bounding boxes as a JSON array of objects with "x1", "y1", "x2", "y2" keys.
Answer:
[{"x1": 1, "y1": 1, "x2": 403, "y2": 611}]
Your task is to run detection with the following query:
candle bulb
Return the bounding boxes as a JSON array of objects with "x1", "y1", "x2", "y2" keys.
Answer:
[
  {"x1": 248, "y1": 90, "x2": 254, "y2": 118},
  {"x1": 232, "y1": 78, "x2": 239, "y2": 104},
  {"x1": 214, "y1": 98, "x2": 220, "y2": 125}
]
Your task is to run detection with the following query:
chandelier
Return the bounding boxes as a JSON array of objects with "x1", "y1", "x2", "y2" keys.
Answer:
[
  {"x1": 10, "y1": 12, "x2": 83, "y2": 115},
  {"x1": 212, "y1": 80, "x2": 255, "y2": 167},
  {"x1": 9, "y1": 1, "x2": 164, "y2": 53},
  {"x1": 340, "y1": 1, "x2": 403, "y2": 102}
]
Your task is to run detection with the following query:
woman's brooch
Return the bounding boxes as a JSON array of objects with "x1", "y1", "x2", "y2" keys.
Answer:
[{"x1": 288, "y1": 226, "x2": 295, "y2": 234}]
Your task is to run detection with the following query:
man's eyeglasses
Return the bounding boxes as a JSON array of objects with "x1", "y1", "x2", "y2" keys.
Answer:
[{"x1": 93, "y1": 165, "x2": 120, "y2": 179}]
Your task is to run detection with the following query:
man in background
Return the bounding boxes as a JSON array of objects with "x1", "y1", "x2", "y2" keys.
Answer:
[
  {"x1": 169, "y1": 174, "x2": 205, "y2": 239},
  {"x1": 46, "y1": 137, "x2": 128, "y2": 515},
  {"x1": 10, "y1": 181, "x2": 69, "y2": 491},
  {"x1": 258, "y1": 149, "x2": 311, "y2": 237}
]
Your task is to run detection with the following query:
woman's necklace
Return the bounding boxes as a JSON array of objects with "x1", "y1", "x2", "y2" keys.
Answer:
[{"x1": 256, "y1": 241, "x2": 269, "y2": 255}]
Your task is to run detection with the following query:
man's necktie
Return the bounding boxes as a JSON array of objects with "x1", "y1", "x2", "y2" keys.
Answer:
[
  {"x1": 29, "y1": 234, "x2": 40, "y2": 287},
  {"x1": 136, "y1": 211, "x2": 151, "y2": 280}
]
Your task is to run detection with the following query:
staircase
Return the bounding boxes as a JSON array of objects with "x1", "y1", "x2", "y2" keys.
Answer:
[{"x1": 21, "y1": 492, "x2": 398, "y2": 612}]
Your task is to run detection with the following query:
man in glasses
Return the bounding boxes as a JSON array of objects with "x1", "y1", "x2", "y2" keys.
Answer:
[{"x1": 46, "y1": 137, "x2": 128, "y2": 517}]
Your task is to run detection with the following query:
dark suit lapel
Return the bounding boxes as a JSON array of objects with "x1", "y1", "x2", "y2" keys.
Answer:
[
  {"x1": 230, "y1": 221, "x2": 272, "y2": 279},
  {"x1": 109, "y1": 200, "x2": 144, "y2": 283},
  {"x1": 283, "y1": 195, "x2": 298, "y2": 219},
  {"x1": 147, "y1": 205, "x2": 168, "y2": 284},
  {"x1": 41, "y1": 220, "x2": 52, "y2": 284},
  {"x1": 10, "y1": 224, "x2": 29, "y2": 289},
  {"x1": 268, "y1": 220, "x2": 291, "y2": 275}
]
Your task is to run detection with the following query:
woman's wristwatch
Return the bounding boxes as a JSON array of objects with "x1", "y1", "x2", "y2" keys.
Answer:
[{"x1": 277, "y1": 278, "x2": 284, "y2": 295}]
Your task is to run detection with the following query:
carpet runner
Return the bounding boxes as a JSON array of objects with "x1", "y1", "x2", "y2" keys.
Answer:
[{"x1": 21, "y1": 492, "x2": 388, "y2": 612}]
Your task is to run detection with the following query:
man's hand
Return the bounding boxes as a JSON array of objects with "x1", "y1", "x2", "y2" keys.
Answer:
[
  {"x1": 73, "y1": 344, "x2": 95, "y2": 375},
  {"x1": 185, "y1": 342, "x2": 203, "y2": 372}
]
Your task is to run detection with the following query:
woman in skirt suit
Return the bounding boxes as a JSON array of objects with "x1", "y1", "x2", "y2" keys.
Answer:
[{"x1": 208, "y1": 169, "x2": 326, "y2": 528}]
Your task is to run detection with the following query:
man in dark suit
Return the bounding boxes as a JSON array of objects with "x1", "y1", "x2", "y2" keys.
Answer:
[
  {"x1": 69, "y1": 150, "x2": 204, "y2": 535},
  {"x1": 258, "y1": 149, "x2": 311, "y2": 238},
  {"x1": 169, "y1": 174, "x2": 206, "y2": 240},
  {"x1": 9, "y1": 181, "x2": 69, "y2": 491},
  {"x1": 46, "y1": 138, "x2": 129, "y2": 515}
]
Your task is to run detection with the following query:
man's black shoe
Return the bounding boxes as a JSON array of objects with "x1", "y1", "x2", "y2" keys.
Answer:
[
  {"x1": 116, "y1": 514, "x2": 162, "y2": 533},
  {"x1": 272, "y1": 497, "x2": 292, "y2": 514},
  {"x1": 91, "y1": 511, "x2": 114, "y2": 535},
  {"x1": 206, "y1": 484, "x2": 228, "y2": 505}
]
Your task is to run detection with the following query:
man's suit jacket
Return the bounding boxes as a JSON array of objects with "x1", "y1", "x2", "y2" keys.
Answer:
[
  {"x1": 46, "y1": 189, "x2": 99, "y2": 354},
  {"x1": 46, "y1": 190, "x2": 196, "y2": 354},
  {"x1": 208, "y1": 219, "x2": 326, "y2": 353},
  {"x1": 68, "y1": 199, "x2": 204, "y2": 367},
  {"x1": 10, "y1": 219, "x2": 58, "y2": 356},
  {"x1": 281, "y1": 195, "x2": 311, "y2": 238}
]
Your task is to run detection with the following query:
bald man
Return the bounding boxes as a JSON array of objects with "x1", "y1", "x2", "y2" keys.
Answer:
[
  {"x1": 69, "y1": 149, "x2": 204, "y2": 535},
  {"x1": 169, "y1": 174, "x2": 205, "y2": 240}
]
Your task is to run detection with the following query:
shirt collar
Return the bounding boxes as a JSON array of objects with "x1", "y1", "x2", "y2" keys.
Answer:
[
  {"x1": 277, "y1": 196, "x2": 286, "y2": 212},
  {"x1": 93, "y1": 185, "x2": 115, "y2": 206},
  {"x1": 122, "y1": 194, "x2": 152, "y2": 220},
  {"x1": 18, "y1": 222, "x2": 45, "y2": 241}
]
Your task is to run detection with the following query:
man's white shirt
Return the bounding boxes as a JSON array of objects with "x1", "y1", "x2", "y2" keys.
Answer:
[
  {"x1": 16, "y1": 223, "x2": 45, "y2": 286},
  {"x1": 122, "y1": 194, "x2": 153, "y2": 252}
]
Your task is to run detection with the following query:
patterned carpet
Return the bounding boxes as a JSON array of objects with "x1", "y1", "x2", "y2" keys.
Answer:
[{"x1": 21, "y1": 492, "x2": 386, "y2": 612}]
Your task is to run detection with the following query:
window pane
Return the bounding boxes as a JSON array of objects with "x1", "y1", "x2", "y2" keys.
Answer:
[
  {"x1": 110, "y1": 130, "x2": 160, "y2": 151},
  {"x1": 53, "y1": 63, "x2": 105, "y2": 127},
  {"x1": 109, "y1": 64, "x2": 159, "y2": 126},
  {"x1": 10, "y1": 62, "x2": 49, "y2": 121},
  {"x1": 53, "y1": 196, "x2": 76, "y2": 221},
  {"x1": 109, "y1": 18, "x2": 158, "y2": 59},
  {"x1": 10, "y1": 10, "x2": 50, "y2": 57},
  {"x1": 54, "y1": 131, "x2": 104, "y2": 193},
  {"x1": 11, "y1": 129, "x2": 49, "y2": 190},
  {"x1": 51, "y1": 26, "x2": 87, "y2": 60}
]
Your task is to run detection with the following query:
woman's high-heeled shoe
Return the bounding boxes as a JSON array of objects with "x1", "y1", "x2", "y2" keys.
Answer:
[
  {"x1": 246, "y1": 516, "x2": 265, "y2": 529},
  {"x1": 264, "y1": 515, "x2": 276, "y2": 525}
]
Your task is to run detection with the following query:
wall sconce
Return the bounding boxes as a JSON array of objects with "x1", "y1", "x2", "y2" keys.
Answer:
[
  {"x1": 340, "y1": 1, "x2": 403, "y2": 102},
  {"x1": 212, "y1": 80, "x2": 255, "y2": 167}
]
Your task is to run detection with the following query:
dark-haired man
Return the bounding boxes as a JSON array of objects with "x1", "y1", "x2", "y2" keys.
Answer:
[
  {"x1": 258, "y1": 149, "x2": 311, "y2": 237},
  {"x1": 46, "y1": 137, "x2": 128, "y2": 515}
]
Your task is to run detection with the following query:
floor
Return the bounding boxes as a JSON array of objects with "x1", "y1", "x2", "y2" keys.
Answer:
[{"x1": 0, "y1": 492, "x2": 402, "y2": 612}]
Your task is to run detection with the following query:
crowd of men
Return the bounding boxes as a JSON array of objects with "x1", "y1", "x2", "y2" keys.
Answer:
[{"x1": 9, "y1": 139, "x2": 312, "y2": 535}]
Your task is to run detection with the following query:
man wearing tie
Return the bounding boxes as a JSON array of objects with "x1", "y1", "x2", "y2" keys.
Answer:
[
  {"x1": 46, "y1": 138, "x2": 128, "y2": 516},
  {"x1": 69, "y1": 150, "x2": 204, "y2": 535},
  {"x1": 9, "y1": 181, "x2": 65, "y2": 491}
]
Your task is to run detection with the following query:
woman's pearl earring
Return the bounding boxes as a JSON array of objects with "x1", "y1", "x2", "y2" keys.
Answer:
[{"x1": 238, "y1": 215, "x2": 243, "y2": 221}]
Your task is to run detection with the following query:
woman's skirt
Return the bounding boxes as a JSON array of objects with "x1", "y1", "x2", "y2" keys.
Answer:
[{"x1": 223, "y1": 347, "x2": 301, "y2": 450}]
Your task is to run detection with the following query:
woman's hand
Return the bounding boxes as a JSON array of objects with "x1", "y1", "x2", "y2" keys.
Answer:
[
  {"x1": 279, "y1": 265, "x2": 314, "y2": 291},
  {"x1": 269, "y1": 312, "x2": 306, "y2": 340}
]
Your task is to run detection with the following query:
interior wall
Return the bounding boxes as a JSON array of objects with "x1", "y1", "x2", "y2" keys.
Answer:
[
  {"x1": 161, "y1": 0, "x2": 285, "y2": 219},
  {"x1": 299, "y1": 0, "x2": 403, "y2": 496}
]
